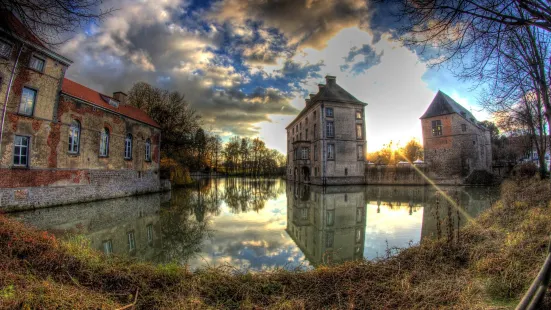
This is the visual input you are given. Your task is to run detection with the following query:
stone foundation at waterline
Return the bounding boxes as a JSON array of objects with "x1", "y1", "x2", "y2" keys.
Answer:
[{"x1": 0, "y1": 169, "x2": 170, "y2": 212}]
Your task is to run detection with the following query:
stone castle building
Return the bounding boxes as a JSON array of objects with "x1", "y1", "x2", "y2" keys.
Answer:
[
  {"x1": 0, "y1": 12, "x2": 164, "y2": 210},
  {"x1": 286, "y1": 76, "x2": 367, "y2": 185},
  {"x1": 420, "y1": 91, "x2": 492, "y2": 182}
]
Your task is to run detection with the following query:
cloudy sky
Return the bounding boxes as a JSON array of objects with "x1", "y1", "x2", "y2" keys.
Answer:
[{"x1": 60, "y1": 0, "x2": 488, "y2": 153}]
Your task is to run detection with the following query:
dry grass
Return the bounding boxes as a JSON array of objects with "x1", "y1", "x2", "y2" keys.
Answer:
[{"x1": 1, "y1": 178, "x2": 551, "y2": 309}]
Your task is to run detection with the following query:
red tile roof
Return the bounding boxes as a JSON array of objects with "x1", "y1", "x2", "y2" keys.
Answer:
[{"x1": 61, "y1": 78, "x2": 160, "y2": 128}]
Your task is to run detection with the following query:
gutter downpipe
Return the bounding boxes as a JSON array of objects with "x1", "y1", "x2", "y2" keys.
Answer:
[
  {"x1": 0, "y1": 43, "x2": 23, "y2": 167},
  {"x1": 321, "y1": 102, "x2": 326, "y2": 186}
]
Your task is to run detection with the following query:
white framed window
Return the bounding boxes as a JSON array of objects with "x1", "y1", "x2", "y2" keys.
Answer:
[
  {"x1": 127, "y1": 231, "x2": 136, "y2": 251},
  {"x1": 99, "y1": 128, "x2": 109, "y2": 157},
  {"x1": 356, "y1": 110, "x2": 362, "y2": 119},
  {"x1": 326, "y1": 107, "x2": 333, "y2": 117},
  {"x1": 0, "y1": 40, "x2": 12, "y2": 58},
  {"x1": 301, "y1": 147, "x2": 309, "y2": 159},
  {"x1": 356, "y1": 208, "x2": 363, "y2": 223},
  {"x1": 326, "y1": 210, "x2": 335, "y2": 226},
  {"x1": 19, "y1": 87, "x2": 36, "y2": 116},
  {"x1": 356, "y1": 124, "x2": 363, "y2": 139},
  {"x1": 124, "y1": 134, "x2": 132, "y2": 159},
  {"x1": 13, "y1": 135, "x2": 29, "y2": 167},
  {"x1": 355, "y1": 229, "x2": 362, "y2": 243},
  {"x1": 102, "y1": 240, "x2": 113, "y2": 255},
  {"x1": 145, "y1": 138, "x2": 151, "y2": 161},
  {"x1": 326, "y1": 121, "x2": 334, "y2": 137},
  {"x1": 327, "y1": 144, "x2": 335, "y2": 160},
  {"x1": 29, "y1": 55, "x2": 45, "y2": 72},
  {"x1": 68, "y1": 120, "x2": 80, "y2": 154}
]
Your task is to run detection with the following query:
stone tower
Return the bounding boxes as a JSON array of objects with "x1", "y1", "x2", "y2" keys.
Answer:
[
  {"x1": 286, "y1": 76, "x2": 367, "y2": 185},
  {"x1": 420, "y1": 91, "x2": 492, "y2": 183}
]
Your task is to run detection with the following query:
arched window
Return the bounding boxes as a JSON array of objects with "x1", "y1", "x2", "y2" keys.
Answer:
[
  {"x1": 145, "y1": 138, "x2": 151, "y2": 161},
  {"x1": 124, "y1": 134, "x2": 132, "y2": 159},
  {"x1": 68, "y1": 120, "x2": 80, "y2": 154},
  {"x1": 99, "y1": 128, "x2": 109, "y2": 157}
]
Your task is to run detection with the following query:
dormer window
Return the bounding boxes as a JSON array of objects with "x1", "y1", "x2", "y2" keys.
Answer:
[
  {"x1": 326, "y1": 107, "x2": 334, "y2": 117},
  {"x1": 29, "y1": 55, "x2": 45, "y2": 72},
  {"x1": 461, "y1": 111, "x2": 466, "y2": 117},
  {"x1": 100, "y1": 94, "x2": 120, "y2": 108}
]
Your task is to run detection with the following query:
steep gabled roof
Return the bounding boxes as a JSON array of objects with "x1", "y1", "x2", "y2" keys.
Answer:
[
  {"x1": 420, "y1": 90, "x2": 476, "y2": 121},
  {"x1": 0, "y1": 10, "x2": 44, "y2": 47},
  {"x1": 61, "y1": 78, "x2": 160, "y2": 129},
  {"x1": 286, "y1": 76, "x2": 366, "y2": 129}
]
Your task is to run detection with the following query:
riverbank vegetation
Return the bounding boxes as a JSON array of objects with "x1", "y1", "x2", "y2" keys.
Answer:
[{"x1": 1, "y1": 178, "x2": 550, "y2": 309}]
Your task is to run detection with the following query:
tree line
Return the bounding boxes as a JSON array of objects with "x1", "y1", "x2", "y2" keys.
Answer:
[
  {"x1": 367, "y1": 138, "x2": 424, "y2": 165},
  {"x1": 127, "y1": 82, "x2": 286, "y2": 176}
]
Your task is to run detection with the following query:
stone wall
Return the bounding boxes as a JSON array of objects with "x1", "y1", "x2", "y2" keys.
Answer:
[
  {"x1": 0, "y1": 169, "x2": 168, "y2": 212},
  {"x1": 365, "y1": 164, "x2": 429, "y2": 185}
]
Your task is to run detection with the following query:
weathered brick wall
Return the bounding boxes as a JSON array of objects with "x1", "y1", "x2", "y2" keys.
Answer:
[
  {"x1": 422, "y1": 113, "x2": 492, "y2": 181},
  {"x1": 0, "y1": 169, "x2": 165, "y2": 212}
]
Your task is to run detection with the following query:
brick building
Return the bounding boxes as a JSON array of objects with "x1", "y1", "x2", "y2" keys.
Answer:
[
  {"x1": 0, "y1": 12, "x2": 164, "y2": 210},
  {"x1": 420, "y1": 91, "x2": 492, "y2": 182},
  {"x1": 286, "y1": 76, "x2": 367, "y2": 185}
]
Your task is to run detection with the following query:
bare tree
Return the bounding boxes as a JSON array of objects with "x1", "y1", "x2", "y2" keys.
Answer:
[{"x1": 1, "y1": 0, "x2": 114, "y2": 46}]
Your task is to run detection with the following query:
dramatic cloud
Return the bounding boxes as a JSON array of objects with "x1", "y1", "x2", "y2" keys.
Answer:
[
  {"x1": 340, "y1": 44, "x2": 384, "y2": 75},
  {"x1": 59, "y1": 0, "x2": 486, "y2": 152}
]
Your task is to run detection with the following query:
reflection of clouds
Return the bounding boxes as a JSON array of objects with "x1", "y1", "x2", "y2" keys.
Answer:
[
  {"x1": 363, "y1": 204, "x2": 423, "y2": 260},
  {"x1": 185, "y1": 188, "x2": 310, "y2": 271}
]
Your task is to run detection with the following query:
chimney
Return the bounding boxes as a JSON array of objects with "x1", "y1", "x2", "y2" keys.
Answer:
[
  {"x1": 318, "y1": 83, "x2": 325, "y2": 91},
  {"x1": 325, "y1": 75, "x2": 336, "y2": 86},
  {"x1": 113, "y1": 91, "x2": 128, "y2": 105}
]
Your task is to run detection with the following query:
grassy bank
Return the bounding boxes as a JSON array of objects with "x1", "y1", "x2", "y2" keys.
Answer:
[{"x1": 1, "y1": 179, "x2": 551, "y2": 309}]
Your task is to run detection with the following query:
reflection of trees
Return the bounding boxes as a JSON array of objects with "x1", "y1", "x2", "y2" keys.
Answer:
[
  {"x1": 158, "y1": 178, "x2": 285, "y2": 263},
  {"x1": 222, "y1": 178, "x2": 284, "y2": 213}
]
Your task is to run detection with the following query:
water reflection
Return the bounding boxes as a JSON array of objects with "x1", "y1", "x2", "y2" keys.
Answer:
[{"x1": 10, "y1": 179, "x2": 498, "y2": 270}]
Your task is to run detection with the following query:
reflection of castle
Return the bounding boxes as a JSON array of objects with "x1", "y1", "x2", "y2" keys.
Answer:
[
  {"x1": 286, "y1": 183, "x2": 367, "y2": 266},
  {"x1": 286, "y1": 183, "x2": 498, "y2": 266},
  {"x1": 12, "y1": 193, "x2": 168, "y2": 261}
]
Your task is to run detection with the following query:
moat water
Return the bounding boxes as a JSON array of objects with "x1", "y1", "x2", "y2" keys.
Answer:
[{"x1": 11, "y1": 178, "x2": 499, "y2": 270}]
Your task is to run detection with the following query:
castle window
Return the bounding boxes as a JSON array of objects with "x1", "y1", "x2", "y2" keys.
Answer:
[
  {"x1": 145, "y1": 138, "x2": 151, "y2": 161},
  {"x1": 99, "y1": 128, "x2": 109, "y2": 157},
  {"x1": 473, "y1": 140, "x2": 476, "y2": 145},
  {"x1": 13, "y1": 135, "x2": 29, "y2": 167},
  {"x1": 147, "y1": 224, "x2": 153, "y2": 243},
  {"x1": 356, "y1": 124, "x2": 363, "y2": 139},
  {"x1": 345, "y1": 168, "x2": 348, "y2": 176},
  {"x1": 68, "y1": 120, "x2": 80, "y2": 154},
  {"x1": 356, "y1": 208, "x2": 363, "y2": 223},
  {"x1": 461, "y1": 124, "x2": 467, "y2": 132},
  {"x1": 127, "y1": 231, "x2": 136, "y2": 251},
  {"x1": 326, "y1": 121, "x2": 334, "y2": 137},
  {"x1": 326, "y1": 107, "x2": 333, "y2": 117},
  {"x1": 326, "y1": 210, "x2": 335, "y2": 226},
  {"x1": 431, "y1": 120, "x2": 442, "y2": 136},
  {"x1": 357, "y1": 145, "x2": 364, "y2": 160},
  {"x1": 301, "y1": 147, "x2": 309, "y2": 159},
  {"x1": 19, "y1": 87, "x2": 36, "y2": 116},
  {"x1": 356, "y1": 111, "x2": 362, "y2": 119},
  {"x1": 102, "y1": 240, "x2": 113, "y2": 255},
  {"x1": 305, "y1": 128, "x2": 308, "y2": 139},
  {"x1": 0, "y1": 40, "x2": 12, "y2": 58},
  {"x1": 305, "y1": 117, "x2": 308, "y2": 124},
  {"x1": 29, "y1": 55, "x2": 45, "y2": 72},
  {"x1": 314, "y1": 111, "x2": 317, "y2": 118},
  {"x1": 327, "y1": 144, "x2": 335, "y2": 160},
  {"x1": 124, "y1": 134, "x2": 133, "y2": 159},
  {"x1": 314, "y1": 144, "x2": 318, "y2": 161},
  {"x1": 314, "y1": 124, "x2": 317, "y2": 138}
]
